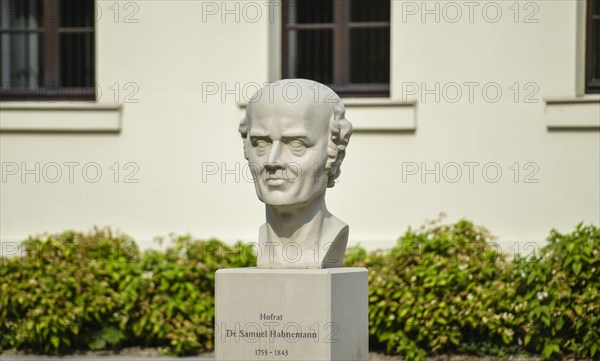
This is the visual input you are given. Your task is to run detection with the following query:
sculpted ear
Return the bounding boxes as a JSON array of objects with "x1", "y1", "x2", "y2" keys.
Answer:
[{"x1": 239, "y1": 116, "x2": 250, "y2": 160}]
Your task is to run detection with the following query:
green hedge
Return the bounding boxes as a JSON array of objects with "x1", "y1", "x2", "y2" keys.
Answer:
[
  {"x1": 0, "y1": 229, "x2": 255, "y2": 355},
  {"x1": 345, "y1": 219, "x2": 599, "y2": 360},
  {"x1": 1, "y1": 221, "x2": 598, "y2": 359}
]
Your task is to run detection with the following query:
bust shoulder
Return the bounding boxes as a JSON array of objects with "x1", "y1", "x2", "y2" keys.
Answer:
[{"x1": 321, "y1": 215, "x2": 349, "y2": 268}]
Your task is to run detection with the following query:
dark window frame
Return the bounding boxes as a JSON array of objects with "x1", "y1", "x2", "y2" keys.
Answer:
[
  {"x1": 0, "y1": 0, "x2": 95, "y2": 101},
  {"x1": 586, "y1": 0, "x2": 600, "y2": 93},
  {"x1": 281, "y1": 0, "x2": 390, "y2": 97}
]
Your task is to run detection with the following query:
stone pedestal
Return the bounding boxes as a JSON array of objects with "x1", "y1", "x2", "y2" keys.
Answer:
[{"x1": 215, "y1": 267, "x2": 368, "y2": 361}]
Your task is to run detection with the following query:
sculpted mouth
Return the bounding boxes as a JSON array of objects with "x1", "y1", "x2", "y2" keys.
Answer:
[
  {"x1": 266, "y1": 177, "x2": 286, "y2": 185},
  {"x1": 266, "y1": 171, "x2": 286, "y2": 181}
]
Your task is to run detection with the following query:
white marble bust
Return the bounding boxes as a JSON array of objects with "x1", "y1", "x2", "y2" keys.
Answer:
[{"x1": 239, "y1": 79, "x2": 353, "y2": 268}]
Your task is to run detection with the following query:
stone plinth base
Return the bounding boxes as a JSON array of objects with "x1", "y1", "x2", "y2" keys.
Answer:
[{"x1": 215, "y1": 267, "x2": 368, "y2": 361}]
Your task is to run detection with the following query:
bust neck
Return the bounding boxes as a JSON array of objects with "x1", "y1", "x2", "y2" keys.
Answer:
[
  {"x1": 258, "y1": 192, "x2": 349, "y2": 268},
  {"x1": 264, "y1": 193, "x2": 329, "y2": 247}
]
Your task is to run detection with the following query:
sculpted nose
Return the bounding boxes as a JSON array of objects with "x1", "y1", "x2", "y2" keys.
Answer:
[{"x1": 265, "y1": 141, "x2": 283, "y2": 169}]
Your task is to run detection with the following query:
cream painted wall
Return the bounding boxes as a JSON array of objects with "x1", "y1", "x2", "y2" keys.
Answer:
[{"x1": 1, "y1": 0, "x2": 598, "y2": 254}]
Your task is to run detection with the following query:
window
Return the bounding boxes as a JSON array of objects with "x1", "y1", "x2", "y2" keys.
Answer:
[
  {"x1": 282, "y1": 0, "x2": 390, "y2": 97},
  {"x1": 586, "y1": 0, "x2": 600, "y2": 93},
  {"x1": 0, "y1": 0, "x2": 95, "y2": 101}
]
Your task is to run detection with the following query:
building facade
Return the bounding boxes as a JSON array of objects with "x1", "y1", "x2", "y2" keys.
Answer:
[{"x1": 1, "y1": 0, "x2": 599, "y2": 254}]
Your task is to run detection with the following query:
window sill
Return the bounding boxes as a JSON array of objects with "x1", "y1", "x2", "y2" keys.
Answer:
[
  {"x1": 0, "y1": 102, "x2": 122, "y2": 133},
  {"x1": 544, "y1": 96, "x2": 600, "y2": 129},
  {"x1": 237, "y1": 98, "x2": 417, "y2": 132}
]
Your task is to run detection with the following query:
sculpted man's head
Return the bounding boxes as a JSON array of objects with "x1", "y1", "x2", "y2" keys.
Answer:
[
  {"x1": 239, "y1": 79, "x2": 352, "y2": 207},
  {"x1": 238, "y1": 79, "x2": 352, "y2": 268}
]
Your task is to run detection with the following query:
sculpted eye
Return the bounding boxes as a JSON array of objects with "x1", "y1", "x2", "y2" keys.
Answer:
[
  {"x1": 288, "y1": 140, "x2": 306, "y2": 151},
  {"x1": 252, "y1": 139, "x2": 270, "y2": 154},
  {"x1": 252, "y1": 139, "x2": 269, "y2": 148},
  {"x1": 287, "y1": 140, "x2": 307, "y2": 155}
]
